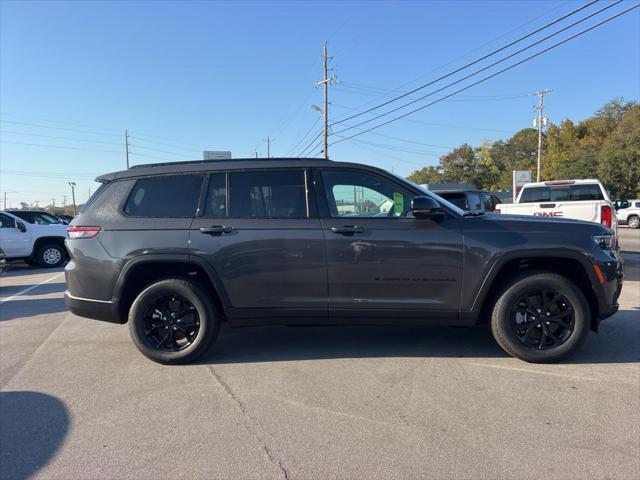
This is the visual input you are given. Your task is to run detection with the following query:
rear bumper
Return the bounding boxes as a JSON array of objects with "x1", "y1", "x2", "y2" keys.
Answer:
[{"x1": 64, "y1": 291, "x2": 124, "y2": 324}]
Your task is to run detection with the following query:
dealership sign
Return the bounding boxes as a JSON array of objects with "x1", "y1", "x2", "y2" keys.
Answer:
[{"x1": 512, "y1": 170, "x2": 532, "y2": 201}]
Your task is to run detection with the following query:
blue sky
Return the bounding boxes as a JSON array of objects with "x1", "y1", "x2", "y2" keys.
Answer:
[{"x1": 1, "y1": 0, "x2": 639, "y2": 207}]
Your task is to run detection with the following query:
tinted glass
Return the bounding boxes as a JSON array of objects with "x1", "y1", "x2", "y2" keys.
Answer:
[
  {"x1": 33, "y1": 212, "x2": 62, "y2": 224},
  {"x1": 635, "y1": 202, "x2": 640, "y2": 208},
  {"x1": 520, "y1": 185, "x2": 604, "y2": 203},
  {"x1": 8, "y1": 211, "x2": 31, "y2": 222},
  {"x1": 438, "y1": 192, "x2": 467, "y2": 209},
  {"x1": 570, "y1": 184, "x2": 604, "y2": 201},
  {"x1": 0, "y1": 214, "x2": 15, "y2": 228},
  {"x1": 228, "y1": 170, "x2": 307, "y2": 218},
  {"x1": 124, "y1": 174, "x2": 203, "y2": 217},
  {"x1": 203, "y1": 173, "x2": 227, "y2": 218},
  {"x1": 482, "y1": 193, "x2": 499, "y2": 211},
  {"x1": 467, "y1": 192, "x2": 482, "y2": 211},
  {"x1": 322, "y1": 170, "x2": 413, "y2": 218}
]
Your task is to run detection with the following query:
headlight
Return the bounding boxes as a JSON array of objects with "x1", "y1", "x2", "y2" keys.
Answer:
[{"x1": 593, "y1": 234, "x2": 615, "y2": 249}]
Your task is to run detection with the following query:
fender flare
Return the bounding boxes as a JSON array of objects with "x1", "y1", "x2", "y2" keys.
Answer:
[
  {"x1": 468, "y1": 247, "x2": 601, "y2": 314},
  {"x1": 112, "y1": 252, "x2": 232, "y2": 311}
]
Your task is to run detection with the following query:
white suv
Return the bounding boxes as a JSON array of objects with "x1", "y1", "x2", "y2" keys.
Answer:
[
  {"x1": 616, "y1": 199, "x2": 640, "y2": 229},
  {"x1": 0, "y1": 210, "x2": 68, "y2": 267}
]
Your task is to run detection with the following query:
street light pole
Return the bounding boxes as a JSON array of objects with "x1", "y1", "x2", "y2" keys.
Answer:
[{"x1": 68, "y1": 182, "x2": 77, "y2": 216}]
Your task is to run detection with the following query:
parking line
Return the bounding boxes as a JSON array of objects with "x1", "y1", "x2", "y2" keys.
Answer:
[{"x1": 0, "y1": 271, "x2": 65, "y2": 304}]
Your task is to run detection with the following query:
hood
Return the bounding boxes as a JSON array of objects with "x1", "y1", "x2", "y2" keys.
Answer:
[{"x1": 475, "y1": 212, "x2": 612, "y2": 234}]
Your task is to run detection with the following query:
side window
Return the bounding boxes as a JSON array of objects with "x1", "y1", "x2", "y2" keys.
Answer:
[
  {"x1": 0, "y1": 214, "x2": 16, "y2": 228},
  {"x1": 228, "y1": 170, "x2": 307, "y2": 218},
  {"x1": 33, "y1": 212, "x2": 61, "y2": 224},
  {"x1": 466, "y1": 192, "x2": 482, "y2": 211},
  {"x1": 482, "y1": 193, "x2": 498, "y2": 211},
  {"x1": 321, "y1": 170, "x2": 413, "y2": 218},
  {"x1": 124, "y1": 174, "x2": 203, "y2": 217},
  {"x1": 203, "y1": 173, "x2": 227, "y2": 218},
  {"x1": 635, "y1": 202, "x2": 640, "y2": 208}
]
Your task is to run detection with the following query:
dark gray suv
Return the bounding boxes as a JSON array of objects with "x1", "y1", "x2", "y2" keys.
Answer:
[{"x1": 64, "y1": 158, "x2": 623, "y2": 364}]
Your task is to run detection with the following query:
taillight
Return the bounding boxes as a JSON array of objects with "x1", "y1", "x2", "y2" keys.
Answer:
[
  {"x1": 494, "y1": 208, "x2": 501, "y2": 214},
  {"x1": 67, "y1": 226, "x2": 101, "y2": 239},
  {"x1": 600, "y1": 205, "x2": 612, "y2": 228}
]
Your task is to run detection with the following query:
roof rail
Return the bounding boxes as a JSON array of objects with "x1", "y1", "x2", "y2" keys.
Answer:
[{"x1": 128, "y1": 157, "x2": 328, "y2": 169}]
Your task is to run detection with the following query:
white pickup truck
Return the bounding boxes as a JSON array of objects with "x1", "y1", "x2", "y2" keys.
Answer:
[
  {"x1": 495, "y1": 179, "x2": 616, "y2": 230},
  {"x1": 0, "y1": 210, "x2": 69, "y2": 267}
]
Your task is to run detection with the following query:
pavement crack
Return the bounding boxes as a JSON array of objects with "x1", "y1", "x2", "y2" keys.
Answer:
[{"x1": 207, "y1": 365, "x2": 290, "y2": 480}]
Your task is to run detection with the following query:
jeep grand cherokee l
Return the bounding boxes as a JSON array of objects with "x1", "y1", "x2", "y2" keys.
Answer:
[{"x1": 64, "y1": 158, "x2": 624, "y2": 364}]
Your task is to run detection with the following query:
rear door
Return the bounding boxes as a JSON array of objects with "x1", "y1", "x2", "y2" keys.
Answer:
[
  {"x1": 317, "y1": 167, "x2": 463, "y2": 317},
  {"x1": 189, "y1": 168, "x2": 327, "y2": 320}
]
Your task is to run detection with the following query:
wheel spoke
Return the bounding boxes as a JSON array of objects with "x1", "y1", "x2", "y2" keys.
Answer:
[{"x1": 538, "y1": 330, "x2": 547, "y2": 350}]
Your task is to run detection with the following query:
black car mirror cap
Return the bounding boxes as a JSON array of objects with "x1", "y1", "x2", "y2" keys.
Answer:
[
  {"x1": 411, "y1": 196, "x2": 441, "y2": 218},
  {"x1": 16, "y1": 221, "x2": 27, "y2": 233}
]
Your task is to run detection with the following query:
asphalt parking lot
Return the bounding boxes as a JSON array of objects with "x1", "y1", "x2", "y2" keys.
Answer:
[{"x1": 1, "y1": 253, "x2": 639, "y2": 479}]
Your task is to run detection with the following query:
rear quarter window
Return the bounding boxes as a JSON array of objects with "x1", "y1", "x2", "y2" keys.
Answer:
[{"x1": 123, "y1": 174, "x2": 203, "y2": 217}]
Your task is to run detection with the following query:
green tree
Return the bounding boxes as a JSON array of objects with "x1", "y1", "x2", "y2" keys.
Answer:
[
  {"x1": 407, "y1": 165, "x2": 442, "y2": 185},
  {"x1": 597, "y1": 104, "x2": 640, "y2": 199},
  {"x1": 475, "y1": 140, "x2": 502, "y2": 190},
  {"x1": 439, "y1": 144, "x2": 478, "y2": 186}
]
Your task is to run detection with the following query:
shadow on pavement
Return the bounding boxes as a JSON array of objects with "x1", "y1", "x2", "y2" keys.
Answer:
[
  {"x1": 0, "y1": 298, "x2": 68, "y2": 322},
  {"x1": 0, "y1": 282, "x2": 66, "y2": 298},
  {"x1": 0, "y1": 391, "x2": 70, "y2": 480},
  {"x1": 200, "y1": 307, "x2": 640, "y2": 365}
]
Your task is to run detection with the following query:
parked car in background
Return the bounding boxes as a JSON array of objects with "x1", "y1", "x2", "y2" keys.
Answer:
[
  {"x1": 615, "y1": 199, "x2": 640, "y2": 229},
  {"x1": 431, "y1": 189, "x2": 503, "y2": 213},
  {"x1": 65, "y1": 158, "x2": 622, "y2": 365},
  {"x1": 0, "y1": 210, "x2": 68, "y2": 267},
  {"x1": 0, "y1": 248, "x2": 6, "y2": 275},
  {"x1": 495, "y1": 179, "x2": 616, "y2": 230},
  {"x1": 7, "y1": 209, "x2": 67, "y2": 225}
]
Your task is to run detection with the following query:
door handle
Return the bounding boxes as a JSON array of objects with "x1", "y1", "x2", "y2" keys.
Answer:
[
  {"x1": 199, "y1": 225, "x2": 233, "y2": 235},
  {"x1": 330, "y1": 225, "x2": 365, "y2": 235}
]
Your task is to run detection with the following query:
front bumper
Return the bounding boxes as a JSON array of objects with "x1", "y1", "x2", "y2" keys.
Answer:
[
  {"x1": 594, "y1": 251, "x2": 624, "y2": 321},
  {"x1": 64, "y1": 291, "x2": 124, "y2": 324}
]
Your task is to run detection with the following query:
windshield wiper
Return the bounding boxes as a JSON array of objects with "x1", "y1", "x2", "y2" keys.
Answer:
[{"x1": 462, "y1": 210, "x2": 486, "y2": 217}]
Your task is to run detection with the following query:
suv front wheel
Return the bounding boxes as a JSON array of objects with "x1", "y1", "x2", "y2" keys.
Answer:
[
  {"x1": 128, "y1": 278, "x2": 220, "y2": 364},
  {"x1": 491, "y1": 272, "x2": 590, "y2": 363}
]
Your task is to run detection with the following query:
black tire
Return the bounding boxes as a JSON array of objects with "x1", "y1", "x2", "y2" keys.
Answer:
[
  {"x1": 490, "y1": 272, "x2": 590, "y2": 363},
  {"x1": 627, "y1": 215, "x2": 639, "y2": 229},
  {"x1": 36, "y1": 243, "x2": 66, "y2": 268},
  {"x1": 128, "y1": 278, "x2": 220, "y2": 364}
]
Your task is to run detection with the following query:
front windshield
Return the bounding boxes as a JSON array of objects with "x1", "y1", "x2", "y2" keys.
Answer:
[{"x1": 398, "y1": 175, "x2": 466, "y2": 216}]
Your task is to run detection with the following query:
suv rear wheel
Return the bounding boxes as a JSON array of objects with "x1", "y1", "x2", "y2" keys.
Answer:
[
  {"x1": 36, "y1": 243, "x2": 66, "y2": 268},
  {"x1": 490, "y1": 272, "x2": 590, "y2": 363},
  {"x1": 627, "y1": 215, "x2": 639, "y2": 229},
  {"x1": 128, "y1": 278, "x2": 220, "y2": 364}
]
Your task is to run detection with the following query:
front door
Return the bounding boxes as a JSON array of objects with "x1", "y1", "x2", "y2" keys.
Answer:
[
  {"x1": 189, "y1": 169, "x2": 327, "y2": 322},
  {"x1": 317, "y1": 168, "x2": 463, "y2": 318},
  {"x1": 0, "y1": 213, "x2": 31, "y2": 257}
]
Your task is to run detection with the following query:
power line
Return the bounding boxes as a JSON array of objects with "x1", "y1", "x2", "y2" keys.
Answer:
[
  {"x1": 331, "y1": 0, "x2": 626, "y2": 139},
  {"x1": 329, "y1": 3, "x2": 639, "y2": 147},
  {"x1": 0, "y1": 119, "x2": 121, "y2": 137},
  {"x1": 0, "y1": 140, "x2": 121, "y2": 154},
  {"x1": 0, "y1": 130, "x2": 122, "y2": 146},
  {"x1": 285, "y1": 116, "x2": 321, "y2": 156},
  {"x1": 298, "y1": 130, "x2": 323, "y2": 157},
  {"x1": 331, "y1": 0, "x2": 600, "y2": 127}
]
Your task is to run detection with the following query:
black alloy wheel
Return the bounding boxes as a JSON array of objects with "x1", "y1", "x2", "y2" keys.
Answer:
[
  {"x1": 510, "y1": 288, "x2": 575, "y2": 351},
  {"x1": 143, "y1": 294, "x2": 200, "y2": 351}
]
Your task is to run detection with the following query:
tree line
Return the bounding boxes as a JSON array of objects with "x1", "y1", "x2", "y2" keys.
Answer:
[{"x1": 407, "y1": 99, "x2": 640, "y2": 200}]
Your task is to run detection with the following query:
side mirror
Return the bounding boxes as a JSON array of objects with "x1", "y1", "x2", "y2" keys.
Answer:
[
  {"x1": 16, "y1": 221, "x2": 27, "y2": 233},
  {"x1": 411, "y1": 196, "x2": 441, "y2": 218}
]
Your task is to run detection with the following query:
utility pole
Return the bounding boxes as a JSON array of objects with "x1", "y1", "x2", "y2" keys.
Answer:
[
  {"x1": 63, "y1": 195, "x2": 67, "y2": 213},
  {"x1": 68, "y1": 182, "x2": 77, "y2": 216},
  {"x1": 315, "y1": 41, "x2": 336, "y2": 159},
  {"x1": 125, "y1": 129, "x2": 130, "y2": 169},
  {"x1": 531, "y1": 89, "x2": 551, "y2": 182},
  {"x1": 262, "y1": 137, "x2": 274, "y2": 158}
]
